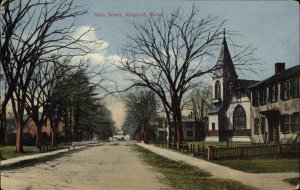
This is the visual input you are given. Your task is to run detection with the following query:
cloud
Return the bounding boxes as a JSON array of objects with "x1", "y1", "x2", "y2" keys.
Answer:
[{"x1": 72, "y1": 25, "x2": 125, "y2": 67}]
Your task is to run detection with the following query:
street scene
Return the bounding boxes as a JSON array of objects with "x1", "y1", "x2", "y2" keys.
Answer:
[
  {"x1": 0, "y1": 0, "x2": 299, "y2": 190},
  {"x1": 1, "y1": 142, "x2": 299, "y2": 190}
]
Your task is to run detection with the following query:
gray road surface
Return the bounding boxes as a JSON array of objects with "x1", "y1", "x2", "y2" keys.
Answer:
[{"x1": 2, "y1": 142, "x2": 168, "y2": 190}]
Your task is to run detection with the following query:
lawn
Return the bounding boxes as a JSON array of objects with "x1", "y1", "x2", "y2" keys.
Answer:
[
  {"x1": 213, "y1": 158, "x2": 299, "y2": 173},
  {"x1": 0, "y1": 146, "x2": 40, "y2": 160},
  {"x1": 134, "y1": 145, "x2": 258, "y2": 190}
]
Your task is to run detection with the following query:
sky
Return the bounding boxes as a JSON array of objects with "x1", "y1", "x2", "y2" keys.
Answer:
[{"x1": 72, "y1": 0, "x2": 299, "y2": 129}]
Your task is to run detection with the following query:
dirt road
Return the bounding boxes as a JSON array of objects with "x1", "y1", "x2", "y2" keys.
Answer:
[{"x1": 1, "y1": 142, "x2": 168, "y2": 190}]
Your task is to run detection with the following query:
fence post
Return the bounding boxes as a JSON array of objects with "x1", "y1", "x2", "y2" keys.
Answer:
[
  {"x1": 208, "y1": 145, "x2": 213, "y2": 160},
  {"x1": 191, "y1": 144, "x2": 194, "y2": 155},
  {"x1": 279, "y1": 144, "x2": 282, "y2": 155}
]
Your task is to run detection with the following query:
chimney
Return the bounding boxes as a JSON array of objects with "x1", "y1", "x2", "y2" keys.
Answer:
[{"x1": 275, "y1": 62, "x2": 285, "y2": 74}]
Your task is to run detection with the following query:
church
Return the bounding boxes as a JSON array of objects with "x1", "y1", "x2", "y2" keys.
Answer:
[{"x1": 206, "y1": 31, "x2": 258, "y2": 142}]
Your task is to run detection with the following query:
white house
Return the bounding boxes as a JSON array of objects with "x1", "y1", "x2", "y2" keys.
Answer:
[
  {"x1": 249, "y1": 63, "x2": 300, "y2": 143},
  {"x1": 169, "y1": 116, "x2": 196, "y2": 142}
]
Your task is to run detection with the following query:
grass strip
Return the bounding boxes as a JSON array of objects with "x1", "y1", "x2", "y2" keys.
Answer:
[
  {"x1": 0, "y1": 146, "x2": 40, "y2": 160},
  {"x1": 134, "y1": 145, "x2": 258, "y2": 190},
  {"x1": 0, "y1": 147, "x2": 87, "y2": 171},
  {"x1": 213, "y1": 158, "x2": 299, "y2": 173}
]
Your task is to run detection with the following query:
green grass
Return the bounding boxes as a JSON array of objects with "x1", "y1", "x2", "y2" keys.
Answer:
[
  {"x1": 0, "y1": 146, "x2": 40, "y2": 160},
  {"x1": 1, "y1": 148, "x2": 85, "y2": 170},
  {"x1": 134, "y1": 145, "x2": 258, "y2": 190},
  {"x1": 109, "y1": 142, "x2": 120, "y2": 146},
  {"x1": 284, "y1": 177, "x2": 300, "y2": 186},
  {"x1": 213, "y1": 158, "x2": 299, "y2": 173}
]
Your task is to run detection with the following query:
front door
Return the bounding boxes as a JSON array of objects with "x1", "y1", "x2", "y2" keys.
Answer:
[{"x1": 268, "y1": 115, "x2": 279, "y2": 143}]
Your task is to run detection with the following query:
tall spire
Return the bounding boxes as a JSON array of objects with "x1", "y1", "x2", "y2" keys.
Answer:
[{"x1": 214, "y1": 28, "x2": 238, "y2": 80}]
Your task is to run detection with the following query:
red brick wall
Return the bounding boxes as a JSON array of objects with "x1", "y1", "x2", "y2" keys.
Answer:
[{"x1": 208, "y1": 130, "x2": 219, "y2": 136}]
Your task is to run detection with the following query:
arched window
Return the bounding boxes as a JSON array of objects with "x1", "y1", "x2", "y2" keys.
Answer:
[
  {"x1": 233, "y1": 105, "x2": 246, "y2": 129},
  {"x1": 215, "y1": 80, "x2": 221, "y2": 99}
]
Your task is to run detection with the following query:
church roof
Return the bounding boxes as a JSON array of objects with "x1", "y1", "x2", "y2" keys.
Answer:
[{"x1": 213, "y1": 31, "x2": 238, "y2": 80}]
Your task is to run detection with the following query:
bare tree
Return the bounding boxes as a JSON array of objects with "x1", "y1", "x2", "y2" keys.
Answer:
[
  {"x1": 123, "y1": 90, "x2": 159, "y2": 143},
  {"x1": 25, "y1": 57, "x2": 75, "y2": 147},
  {"x1": 185, "y1": 84, "x2": 212, "y2": 141},
  {"x1": 118, "y1": 7, "x2": 260, "y2": 149},
  {"x1": 0, "y1": 0, "x2": 102, "y2": 152}
]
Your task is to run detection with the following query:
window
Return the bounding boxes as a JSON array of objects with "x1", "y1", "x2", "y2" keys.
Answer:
[
  {"x1": 294, "y1": 78, "x2": 299, "y2": 98},
  {"x1": 159, "y1": 131, "x2": 166, "y2": 140},
  {"x1": 254, "y1": 118, "x2": 260, "y2": 133},
  {"x1": 187, "y1": 131, "x2": 193, "y2": 137},
  {"x1": 261, "y1": 117, "x2": 266, "y2": 134},
  {"x1": 292, "y1": 113, "x2": 300, "y2": 133},
  {"x1": 233, "y1": 105, "x2": 246, "y2": 129},
  {"x1": 215, "y1": 80, "x2": 221, "y2": 99},
  {"x1": 259, "y1": 88, "x2": 267, "y2": 105},
  {"x1": 212, "y1": 123, "x2": 215, "y2": 130},
  {"x1": 268, "y1": 85, "x2": 278, "y2": 102},
  {"x1": 281, "y1": 115, "x2": 291, "y2": 133},
  {"x1": 254, "y1": 117, "x2": 265, "y2": 134},
  {"x1": 235, "y1": 90, "x2": 241, "y2": 99},
  {"x1": 281, "y1": 80, "x2": 293, "y2": 100},
  {"x1": 252, "y1": 90, "x2": 259, "y2": 107}
]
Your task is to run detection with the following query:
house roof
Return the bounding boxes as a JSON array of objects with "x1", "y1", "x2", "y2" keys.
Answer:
[
  {"x1": 213, "y1": 32, "x2": 238, "y2": 81},
  {"x1": 249, "y1": 64, "x2": 300, "y2": 90},
  {"x1": 234, "y1": 79, "x2": 260, "y2": 97},
  {"x1": 208, "y1": 103, "x2": 222, "y2": 114}
]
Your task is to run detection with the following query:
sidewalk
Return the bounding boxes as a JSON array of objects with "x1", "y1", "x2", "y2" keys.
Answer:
[
  {"x1": 0, "y1": 142, "x2": 102, "y2": 168},
  {"x1": 138, "y1": 143, "x2": 298, "y2": 190}
]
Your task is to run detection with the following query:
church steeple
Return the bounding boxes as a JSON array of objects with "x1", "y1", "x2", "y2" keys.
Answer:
[{"x1": 214, "y1": 29, "x2": 238, "y2": 81}]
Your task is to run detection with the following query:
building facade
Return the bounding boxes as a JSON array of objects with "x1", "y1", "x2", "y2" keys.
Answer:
[
  {"x1": 206, "y1": 33, "x2": 258, "y2": 142},
  {"x1": 169, "y1": 116, "x2": 196, "y2": 142},
  {"x1": 249, "y1": 63, "x2": 300, "y2": 143}
]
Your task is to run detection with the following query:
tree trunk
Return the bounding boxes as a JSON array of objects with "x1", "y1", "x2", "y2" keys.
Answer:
[
  {"x1": 163, "y1": 104, "x2": 171, "y2": 144},
  {"x1": 69, "y1": 107, "x2": 73, "y2": 142},
  {"x1": 0, "y1": 87, "x2": 12, "y2": 145},
  {"x1": 172, "y1": 103, "x2": 183, "y2": 150},
  {"x1": 50, "y1": 118, "x2": 57, "y2": 146},
  {"x1": 139, "y1": 121, "x2": 142, "y2": 142},
  {"x1": 0, "y1": 103, "x2": 7, "y2": 145},
  {"x1": 143, "y1": 120, "x2": 150, "y2": 144},
  {"x1": 15, "y1": 119, "x2": 24, "y2": 153},
  {"x1": 36, "y1": 124, "x2": 42, "y2": 148},
  {"x1": 64, "y1": 107, "x2": 69, "y2": 142}
]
